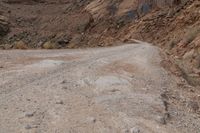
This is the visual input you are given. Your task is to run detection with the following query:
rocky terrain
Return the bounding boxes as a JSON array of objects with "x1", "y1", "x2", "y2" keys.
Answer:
[
  {"x1": 0, "y1": 14, "x2": 9, "y2": 38},
  {"x1": 0, "y1": 0, "x2": 199, "y2": 87},
  {"x1": 0, "y1": 42, "x2": 200, "y2": 133},
  {"x1": 0, "y1": 0, "x2": 193, "y2": 49},
  {"x1": 120, "y1": 0, "x2": 200, "y2": 86},
  {"x1": 0, "y1": 0, "x2": 200, "y2": 132}
]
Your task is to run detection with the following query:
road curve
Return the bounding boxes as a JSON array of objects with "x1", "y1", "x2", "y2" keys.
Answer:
[{"x1": 0, "y1": 42, "x2": 199, "y2": 133}]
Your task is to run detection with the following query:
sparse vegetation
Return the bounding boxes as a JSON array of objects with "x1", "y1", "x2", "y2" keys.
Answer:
[
  {"x1": 42, "y1": 41, "x2": 57, "y2": 49},
  {"x1": 13, "y1": 41, "x2": 28, "y2": 49}
]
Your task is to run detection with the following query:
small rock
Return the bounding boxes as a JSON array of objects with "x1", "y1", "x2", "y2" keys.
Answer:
[
  {"x1": 123, "y1": 129, "x2": 129, "y2": 133},
  {"x1": 87, "y1": 117, "x2": 96, "y2": 123},
  {"x1": 131, "y1": 75, "x2": 135, "y2": 78},
  {"x1": 186, "y1": 101, "x2": 199, "y2": 112},
  {"x1": 155, "y1": 115, "x2": 166, "y2": 125},
  {"x1": 25, "y1": 112, "x2": 34, "y2": 117},
  {"x1": 61, "y1": 80, "x2": 67, "y2": 84},
  {"x1": 110, "y1": 89, "x2": 120, "y2": 92},
  {"x1": 164, "y1": 112, "x2": 170, "y2": 119},
  {"x1": 0, "y1": 66, "x2": 3, "y2": 68},
  {"x1": 130, "y1": 127, "x2": 140, "y2": 133},
  {"x1": 56, "y1": 100, "x2": 64, "y2": 105},
  {"x1": 62, "y1": 86, "x2": 68, "y2": 90},
  {"x1": 57, "y1": 37, "x2": 70, "y2": 47},
  {"x1": 189, "y1": 89, "x2": 195, "y2": 92},
  {"x1": 68, "y1": 34, "x2": 82, "y2": 48},
  {"x1": 25, "y1": 124, "x2": 38, "y2": 130},
  {"x1": 26, "y1": 98, "x2": 31, "y2": 101},
  {"x1": 25, "y1": 124, "x2": 32, "y2": 130}
]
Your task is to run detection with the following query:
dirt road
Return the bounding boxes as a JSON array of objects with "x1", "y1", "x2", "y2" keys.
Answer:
[{"x1": 0, "y1": 42, "x2": 200, "y2": 133}]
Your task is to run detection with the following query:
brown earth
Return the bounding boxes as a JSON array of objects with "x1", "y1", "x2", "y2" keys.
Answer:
[{"x1": 0, "y1": 0, "x2": 191, "y2": 49}]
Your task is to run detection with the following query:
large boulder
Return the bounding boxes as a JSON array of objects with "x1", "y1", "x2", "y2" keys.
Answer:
[
  {"x1": 76, "y1": 14, "x2": 93, "y2": 33},
  {"x1": 180, "y1": 37, "x2": 200, "y2": 86},
  {"x1": 0, "y1": 15, "x2": 9, "y2": 37}
]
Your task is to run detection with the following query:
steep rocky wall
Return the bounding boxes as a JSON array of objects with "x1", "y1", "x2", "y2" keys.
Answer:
[
  {"x1": 86, "y1": 0, "x2": 188, "y2": 20},
  {"x1": 119, "y1": 0, "x2": 200, "y2": 86},
  {"x1": 0, "y1": 15, "x2": 9, "y2": 37},
  {"x1": 0, "y1": 0, "x2": 191, "y2": 49}
]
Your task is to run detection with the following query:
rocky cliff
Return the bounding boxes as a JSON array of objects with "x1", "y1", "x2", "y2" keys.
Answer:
[
  {"x1": 0, "y1": 0, "x2": 190, "y2": 48},
  {"x1": 0, "y1": 15, "x2": 9, "y2": 37}
]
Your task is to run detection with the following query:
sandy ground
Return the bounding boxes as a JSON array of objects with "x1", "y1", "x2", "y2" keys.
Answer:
[{"x1": 0, "y1": 42, "x2": 200, "y2": 133}]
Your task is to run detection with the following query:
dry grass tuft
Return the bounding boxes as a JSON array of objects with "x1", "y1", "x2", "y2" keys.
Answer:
[
  {"x1": 13, "y1": 41, "x2": 28, "y2": 49},
  {"x1": 43, "y1": 41, "x2": 57, "y2": 49}
]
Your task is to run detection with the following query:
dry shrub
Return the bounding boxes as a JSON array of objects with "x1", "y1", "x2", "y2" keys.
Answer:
[
  {"x1": 13, "y1": 41, "x2": 28, "y2": 49},
  {"x1": 43, "y1": 41, "x2": 57, "y2": 49}
]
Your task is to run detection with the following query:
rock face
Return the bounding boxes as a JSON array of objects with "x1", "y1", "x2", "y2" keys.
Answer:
[
  {"x1": 2, "y1": 0, "x2": 44, "y2": 4},
  {"x1": 0, "y1": 0, "x2": 189, "y2": 48},
  {"x1": 76, "y1": 14, "x2": 93, "y2": 33},
  {"x1": 0, "y1": 15, "x2": 9, "y2": 37}
]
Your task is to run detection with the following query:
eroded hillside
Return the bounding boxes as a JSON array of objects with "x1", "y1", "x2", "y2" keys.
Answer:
[{"x1": 0, "y1": 0, "x2": 190, "y2": 48}]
